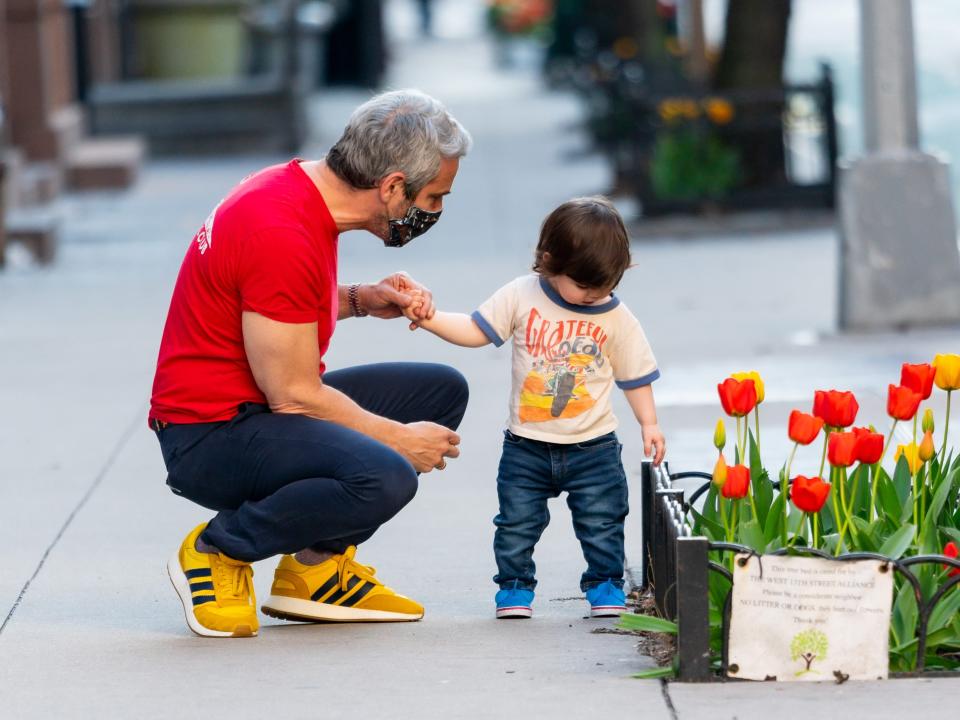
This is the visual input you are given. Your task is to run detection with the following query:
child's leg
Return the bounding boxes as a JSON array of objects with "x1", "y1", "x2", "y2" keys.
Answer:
[
  {"x1": 561, "y1": 433, "x2": 629, "y2": 592},
  {"x1": 492, "y1": 432, "x2": 558, "y2": 590}
]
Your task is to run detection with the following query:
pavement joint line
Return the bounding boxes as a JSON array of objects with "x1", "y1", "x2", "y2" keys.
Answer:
[
  {"x1": 0, "y1": 404, "x2": 147, "y2": 639},
  {"x1": 660, "y1": 678, "x2": 679, "y2": 720}
]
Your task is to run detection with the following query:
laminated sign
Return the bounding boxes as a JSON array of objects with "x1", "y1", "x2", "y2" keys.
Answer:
[{"x1": 727, "y1": 554, "x2": 894, "y2": 681}]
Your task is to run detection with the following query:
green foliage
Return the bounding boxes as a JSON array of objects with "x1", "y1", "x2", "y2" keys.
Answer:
[
  {"x1": 617, "y1": 613, "x2": 678, "y2": 634},
  {"x1": 649, "y1": 128, "x2": 741, "y2": 201}
]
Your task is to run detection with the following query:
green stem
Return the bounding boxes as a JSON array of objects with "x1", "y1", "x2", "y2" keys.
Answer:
[
  {"x1": 720, "y1": 496, "x2": 730, "y2": 542},
  {"x1": 782, "y1": 443, "x2": 798, "y2": 546},
  {"x1": 869, "y1": 421, "x2": 898, "y2": 523},
  {"x1": 812, "y1": 512, "x2": 819, "y2": 549},
  {"x1": 920, "y1": 462, "x2": 927, "y2": 528},
  {"x1": 834, "y1": 466, "x2": 849, "y2": 556},
  {"x1": 940, "y1": 390, "x2": 952, "y2": 469},
  {"x1": 837, "y1": 465, "x2": 861, "y2": 552},
  {"x1": 818, "y1": 428, "x2": 832, "y2": 480},
  {"x1": 754, "y1": 405, "x2": 761, "y2": 458},
  {"x1": 830, "y1": 466, "x2": 843, "y2": 554}
]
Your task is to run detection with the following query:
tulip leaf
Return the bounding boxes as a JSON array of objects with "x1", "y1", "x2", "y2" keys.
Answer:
[
  {"x1": 893, "y1": 456, "x2": 913, "y2": 504},
  {"x1": 850, "y1": 516, "x2": 878, "y2": 553},
  {"x1": 631, "y1": 666, "x2": 676, "y2": 679},
  {"x1": 940, "y1": 526, "x2": 960, "y2": 546},
  {"x1": 928, "y1": 583, "x2": 960, "y2": 634},
  {"x1": 754, "y1": 472, "x2": 774, "y2": 528},
  {"x1": 738, "y1": 518, "x2": 766, "y2": 552},
  {"x1": 931, "y1": 467, "x2": 960, "y2": 523},
  {"x1": 879, "y1": 524, "x2": 917, "y2": 559},
  {"x1": 891, "y1": 581, "x2": 919, "y2": 667},
  {"x1": 690, "y1": 508, "x2": 724, "y2": 541},
  {"x1": 876, "y1": 474, "x2": 902, "y2": 525},
  {"x1": 618, "y1": 613, "x2": 678, "y2": 634},
  {"x1": 764, "y1": 494, "x2": 786, "y2": 544}
]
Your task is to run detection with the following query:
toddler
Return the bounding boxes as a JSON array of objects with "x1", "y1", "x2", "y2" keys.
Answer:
[{"x1": 412, "y1": 197, "x2": 665, "y2": 618}]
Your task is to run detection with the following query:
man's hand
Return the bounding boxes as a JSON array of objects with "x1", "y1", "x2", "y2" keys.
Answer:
[
  {"x1": 395, "y1": 421, "x2": 461, "y2": 473},
  {"x1": 358, "y1": 272, "x2": 436, "y2": 328},
  {"x1": 643, "y1": 423, "x2": 667, "y2": 466}
]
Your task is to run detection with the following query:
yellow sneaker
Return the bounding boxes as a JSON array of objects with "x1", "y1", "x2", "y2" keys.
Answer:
[
  {"x1": 167, "y1": 523, "x2": 259, "y2": 638},
  {"x1": 261, "y1": 546, "x2": 423, "y2": 623}
]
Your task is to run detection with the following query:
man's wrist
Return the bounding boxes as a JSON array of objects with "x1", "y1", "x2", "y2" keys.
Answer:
[{"x1": 348, "y1": 283, "x2": 369, "y2": 318}]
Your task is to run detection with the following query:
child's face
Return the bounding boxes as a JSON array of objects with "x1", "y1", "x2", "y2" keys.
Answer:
[{"x1": 547, "y1": 275, "x2": 613, "y2": 306}]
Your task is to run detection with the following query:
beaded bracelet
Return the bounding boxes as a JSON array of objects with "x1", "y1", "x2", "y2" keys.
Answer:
[{"x1": 348, "y1": 283, "x2": 368, "y2": 318}]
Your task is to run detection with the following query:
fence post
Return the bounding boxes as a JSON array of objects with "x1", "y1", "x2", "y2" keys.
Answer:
[
  {"x1": 640, "y1": 460, "x2": 655, "y2": 590},
  {"x1": 676, "y1": 536, "x2": 712, "y2": 682}
]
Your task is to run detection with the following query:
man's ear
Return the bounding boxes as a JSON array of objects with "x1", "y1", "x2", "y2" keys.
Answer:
[{"x1": 378, "y1": 172, "x2": 406, "y2": 203}]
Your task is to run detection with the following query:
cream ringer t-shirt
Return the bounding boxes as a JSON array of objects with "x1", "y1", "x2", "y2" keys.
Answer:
[{"x1": 472, "y1": 274, "x2": 659, "y2": 444}]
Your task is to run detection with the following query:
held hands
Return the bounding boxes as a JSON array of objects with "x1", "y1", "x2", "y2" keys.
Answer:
[
  {"x1": 397, "y1": 421, "x2": 461, "y2": 473},
  {"x1": 358, "y1": 272, "x2": 436, "y2": 328},
  {"x1": 643, "y1": 423, "x2": 667, "y2": 466}
]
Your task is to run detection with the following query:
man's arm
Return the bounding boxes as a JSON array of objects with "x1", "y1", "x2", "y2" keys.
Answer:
[
  {"x1": 414, "y1": 312, "x2": 491, "y2": 348},
  {"x1": 242, "y1": 311, "x2": 459, "y2": 472}
]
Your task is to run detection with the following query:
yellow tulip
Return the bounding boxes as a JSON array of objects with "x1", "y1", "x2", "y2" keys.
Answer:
[
  {"x1": 712, "y1": 453, "x2": 728, "y2": 488},
  {"x1": 713, "y1": 419, "x2": 726, "y2": 450},
  {"x1": 922, "y1": 408, "x2": 935, "y2": 434},
  {"x1": 919, "y1": 431, "x2": 936, "y2": 462},
  {"x1": 933, "y1": 354, "x2": 960, "y2": 391},
  {"x1": 895, "y1": 443, "x2": 923, "y2": 474},
  {"x1": 731, "y1": 371, "x2": 765, "y2": 404}
]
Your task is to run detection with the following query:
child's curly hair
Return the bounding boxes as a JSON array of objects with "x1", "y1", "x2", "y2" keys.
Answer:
[{"x1": 532, "y1": 196, "x2": 631, "y2": 291}]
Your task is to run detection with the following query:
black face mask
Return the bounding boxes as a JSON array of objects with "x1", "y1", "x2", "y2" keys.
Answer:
[{"x1": 384, "y1": 204, "x2": 442, "y2": 248}]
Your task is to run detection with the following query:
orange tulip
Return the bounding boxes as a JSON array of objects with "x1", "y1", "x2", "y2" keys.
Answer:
[
  {"x1": 828, "y1": 431, "x2": 858, "y2": 468},
  {"x1": 717, "y1": 378, "x2": 758, "y2": 417},
  {"x1": 712, "y1": 453, "x2": 728, "y2": 488},
  {"x1": 813, "y1": 390, "x2": 858, "y2": 428},
  {"x1": 851, "y1": 426, "x2": 884, "y2": 464},
  {"x1": 901, "y1": 363, "x2": 935, "y2": 400},
  {"x1": 790, "y1": 476, "x2": 831, "y2": 513},
  {"x1": 919, "y1": 430, "x2": 935, "y2": 462},
  {"x1": 788, "y1": 410, "x2": 824, "y2": 445},
  {"x1": 721, "y1": 464, "x2": 751, "y2": 499},
  {"x1": 887, "y1": 384, "x2": 922, "y2": 421}
]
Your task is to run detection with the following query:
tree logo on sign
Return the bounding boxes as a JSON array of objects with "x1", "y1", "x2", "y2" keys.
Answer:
[{"x1": 791, "y1": 629, "x2": 828, "y2": 675}]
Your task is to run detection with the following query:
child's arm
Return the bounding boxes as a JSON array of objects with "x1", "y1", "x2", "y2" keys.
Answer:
[
  {"x1": 623, "y1": 385, "x2": 666, "y2": 465},
  {"x1": 415, "y1": 312, "x2": 492, "y2": 348}
]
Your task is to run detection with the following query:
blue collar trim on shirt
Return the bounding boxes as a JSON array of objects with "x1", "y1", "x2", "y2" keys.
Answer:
[{"x1": 538, "y1": 276, "x2": 620, "y2": 315}]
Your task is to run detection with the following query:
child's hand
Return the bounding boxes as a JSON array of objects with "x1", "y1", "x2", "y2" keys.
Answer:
[
  {"x1": 642, "y1": 423, "x2": 666, "y2": 466},
  {"x1": 402, "y1": 290, "x2": 425, "y2": 329}
]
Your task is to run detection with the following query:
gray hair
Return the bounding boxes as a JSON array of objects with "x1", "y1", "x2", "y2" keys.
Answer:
[{"x1": 326, "y1": 89, "x2": 472, "y2": 199}]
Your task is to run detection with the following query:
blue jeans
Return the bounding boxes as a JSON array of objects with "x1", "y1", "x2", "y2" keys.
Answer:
[
  {"x1": 493, "y1": 430, "x2": 628, "y2": 592},
  {"x1": 155, "y1": 363, "x2": 469, "y2": 562}
]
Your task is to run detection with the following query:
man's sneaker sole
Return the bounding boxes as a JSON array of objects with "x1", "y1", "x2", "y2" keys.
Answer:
[
  {"x1": 166, "y1": 552, "x2": 256, "y2": 638},
  {"x1": 261, "y1": 595, "x2": 423, "y2": 623},
  {"x1": 590, "y1": 605, "x2": 627, "y2": 618},
  {"x1": 495, "y1": 606, "x2": 533, "y2": 619}
]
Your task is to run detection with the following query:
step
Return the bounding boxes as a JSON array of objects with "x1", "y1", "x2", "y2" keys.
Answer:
[
  {"x1": 5, "y1": 206, "x2": 60, "y2": 265},
  {"x1": 65, "y1": 136, "x2": 146, "y2": 190}
]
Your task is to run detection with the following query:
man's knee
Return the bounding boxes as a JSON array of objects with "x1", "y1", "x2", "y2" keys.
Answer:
[
  {"x1": 368, "y1": 455, "x2": 419, "y2": 522},
  {"x1": 430, "y1": 364, "x2": 469, "y2": 429}
]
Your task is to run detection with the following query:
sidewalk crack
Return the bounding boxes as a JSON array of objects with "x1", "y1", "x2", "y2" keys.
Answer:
[
  {"x1": 0, "y1": 405, "x2": 145, "y2": 638},
  {"x1": 660, "y1": 677, "x2": 679, "y2": 720}
]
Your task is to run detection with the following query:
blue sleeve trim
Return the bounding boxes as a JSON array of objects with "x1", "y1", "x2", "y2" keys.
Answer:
[
  {"x1": 471, "y1": 310, "x2": 506, "y2": 347},
  {"x1": 616, "y1": 369, "x2": 660, "y2": 389}
]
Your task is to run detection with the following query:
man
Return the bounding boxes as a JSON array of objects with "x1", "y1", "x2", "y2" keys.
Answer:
[{"x1": 150, "y1": 90, "x2": 472, "y2": 638}]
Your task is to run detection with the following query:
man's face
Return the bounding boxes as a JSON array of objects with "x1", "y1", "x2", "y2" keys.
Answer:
[{"x1": 374, "y1": 157, "x2": 460, "y2": 244}]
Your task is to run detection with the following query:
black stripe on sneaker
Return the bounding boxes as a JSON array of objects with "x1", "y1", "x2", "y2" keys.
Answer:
[
  {"x1": 323, "y1": 576, "x2": 362, "y2": 605},
  {"x1": 339, "y1": 581, "x2": 375, "y2": 607},
  {"x1": 310, "y1": 574, "x2": 341, "y2": 602},
  {"x1": 185, "y1": 568, "x2": 212, "y2": 579},
  {"x1": 191, "y1": 594, "x2": 216, "y2": 606},
  {"x1": 189, "y1": 581, "x2": 214, "y2": 592}
]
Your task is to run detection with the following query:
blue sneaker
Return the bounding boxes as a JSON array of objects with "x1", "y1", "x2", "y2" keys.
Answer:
[
  {"x1": 585, "y1": 581, "x2": 627, "y2": 618},
  {"x1": 495, "y1": 582, "x2": 534, "y2": 619}
]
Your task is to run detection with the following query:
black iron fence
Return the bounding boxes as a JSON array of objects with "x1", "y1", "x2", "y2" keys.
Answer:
[{"x1": 639, "y1": 461, "x2": 960, "y2": 682}]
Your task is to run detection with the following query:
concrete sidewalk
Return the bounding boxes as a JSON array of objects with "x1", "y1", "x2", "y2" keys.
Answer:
[{"x1": 1, "y1": 1, "x2": 959, "y2": 717}]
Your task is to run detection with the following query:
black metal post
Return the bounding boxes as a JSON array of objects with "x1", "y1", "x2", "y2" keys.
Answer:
[
  {"x1": 640, "y1": 460, "x2": 655, "y2": 590},
  {"x1": 676, "y1": 536, "x2": 712, "y2": 681}
]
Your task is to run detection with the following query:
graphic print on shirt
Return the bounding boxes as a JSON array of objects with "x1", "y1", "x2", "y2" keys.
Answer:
[
  {"x1": 519, "y1": 307, "x2": 608, "y2": 424},
  {"x1": 194, "y1": 201, "x2": 222, "y2": 255}
]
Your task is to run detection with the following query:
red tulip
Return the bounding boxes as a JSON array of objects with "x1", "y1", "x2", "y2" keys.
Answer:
[
  {"x1": 790, "y1": 476, "x2": 831, "y2": 513},
  {"x1": 717, "y1": 378, "x2": 758, "y2": 418},
  {"x1": 788, "y1": 410, "x2": 824, "y2": 445},
  {"x1": 828, "y1": 431, "x2": 858, "y2": 468},
  {"x1": 851, "y1": 426, "x2": 884, "y2": 465},
  {"x1": 901, "y1": 363, "x2": 935, "y2": 400},
  {"x1": 944, "y1": 542, "x2": 960, "y2": 578},
  {"x1": 721, "y1": 464, "x2": 750, "y2": 499},
  {"x1": 813, "y1": 390, "x2": 859, "y2": 428},
  {"x1": 887, "y1": 384, "x2": 922, "y2": 421}
]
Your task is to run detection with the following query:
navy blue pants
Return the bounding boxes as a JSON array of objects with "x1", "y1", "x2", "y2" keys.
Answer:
[
  {"x1": 493, "y1": 430, "x2": 628, "y2": 592},
  {"x1": 155, "y1": 363, "x2": 469, "y2": 562}
]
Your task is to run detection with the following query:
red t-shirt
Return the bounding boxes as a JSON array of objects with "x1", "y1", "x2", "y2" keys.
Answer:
[{"x1": 150, "y1": 159, "x2": 339, "y2": 424}]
